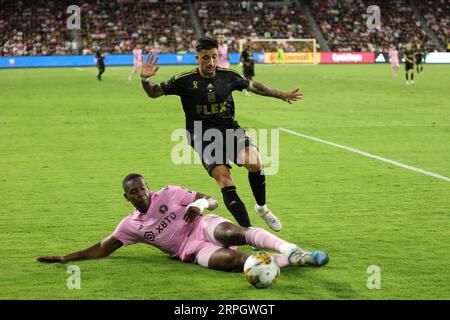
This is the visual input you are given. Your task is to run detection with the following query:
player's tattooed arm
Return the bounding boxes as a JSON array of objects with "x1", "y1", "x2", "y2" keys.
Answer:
[
  {"x1": 141, "y1": 79, "x2": 165, "y2": 98},
  {"x1": 141, "y1": 53, "x2": 165, "y2": 98},
  {"x1": 248, "y1": 81, "x2": 303, "y2": 104}
]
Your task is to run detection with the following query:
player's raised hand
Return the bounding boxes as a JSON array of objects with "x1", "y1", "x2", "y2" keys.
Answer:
[
  {"x1": 141, "y1": 53, "x2": 160, "y2": 78},
  {"x1": 281, "y1": 88, "x2": 303, "y2": 104},
  {"x1": 37, "y1": 256, "x2": 65, "y2": 263}
]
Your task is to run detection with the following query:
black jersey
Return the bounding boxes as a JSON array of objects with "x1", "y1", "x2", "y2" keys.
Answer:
[
  {"x1": 95, "y1": 52, "x2": 105, "y2": 64},
  {"x1": 404, "y1": 49, "x2": 414, "y2": 63},
  {"x1": 414, "y1": 49, "x2": 424, "y2": 60},
  {"x1": 241, "y1": 49, "x2": 253, "y2": 63},
  {"x1": 160, "y1": 67, "x2": 250, "y2": 133}
]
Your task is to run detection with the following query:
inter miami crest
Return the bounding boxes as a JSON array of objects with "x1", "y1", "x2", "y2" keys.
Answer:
[{"x1": 159, "y1": 204, "x2": 168, "y2": 214}]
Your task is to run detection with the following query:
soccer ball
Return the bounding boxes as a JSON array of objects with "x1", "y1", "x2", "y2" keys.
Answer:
[{"x1": 243, "y1": 252, "x2": 280, "y2": 289}]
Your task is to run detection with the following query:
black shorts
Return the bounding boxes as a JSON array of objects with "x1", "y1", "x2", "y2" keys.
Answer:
[
  {"x1": 415, "y1": 55, "x2": 423, "y2": 64},
  {"x1": 188, "y1": 123, "x2": 257, "y2": 176},
  {"x1": 405, "y1": 61, "x2": 414, "y2": 71},
  {"x1": 243, "y1": 62, "x2": 255, "y2": 78}
]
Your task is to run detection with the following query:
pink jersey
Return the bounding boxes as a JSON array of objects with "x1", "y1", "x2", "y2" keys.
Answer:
[
  {"x1": 218, "y1": 44, "x2": 229, "y2": 68},
  {"x1": 112, "y1": 185, "x2": 199, "y2": 258},
  {"x1": 389, "y1": 49, "x2": 399, "y2": 66},
  {"x1": 132, "y1": 48, "x2": 143, "y2": 66}
]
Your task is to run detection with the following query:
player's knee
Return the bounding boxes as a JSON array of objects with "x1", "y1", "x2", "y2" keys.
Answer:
[
  {"x1": 212, "y1": 169, "x2": 233, "y2": 187},
  {"x1": 216, "y1": 175, "x2": 233, "y2": 187},
  {"x1": 246, "y1": 162, "x2": 262, "y2": 172},
  {"x1": 216, "y1": 223, "x2": 246, "y2": 246}
]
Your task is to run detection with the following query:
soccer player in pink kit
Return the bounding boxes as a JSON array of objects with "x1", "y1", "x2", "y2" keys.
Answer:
[
  {"x1": 389, "y1": 46, "x2": 399, "y2": 78},
  {"x1": 37, "y1": 174, "x2": 329, "y2": 271},
  {"x1": 217, "y1": 35, "x2": 230, "y2": 69},
  {"x1": 128, "y1": 45, "x2": 143, "y2": 81}
]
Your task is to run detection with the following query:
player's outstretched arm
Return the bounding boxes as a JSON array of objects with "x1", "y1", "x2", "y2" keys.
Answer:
[
  {"x1": 140, "y1": 53, "x2": 165, "y2": 98},
  {"x1": 183, "y1": 192, "x2": 219, "y2": 223},
  {"x1": 248, "y1": 80, "x2": 303, "y2": 104},
  {"x1": 37, "y1": 235, "x2": 123, "y2": 263}
]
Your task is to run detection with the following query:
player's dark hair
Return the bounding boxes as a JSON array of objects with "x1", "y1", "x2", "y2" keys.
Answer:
[
  {"x1": 123, "y1": 173, "x2": 144, "y2": 191},
  {"x1": 195, "y1": 37, "x2": 218, "y2": 52}
]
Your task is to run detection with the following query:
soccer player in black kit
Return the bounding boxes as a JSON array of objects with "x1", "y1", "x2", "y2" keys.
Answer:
[
  {"x1": 95, "y1": 51, "x2": 105, "y2": 81},
  {"x1": 139, "y1": 37, "x2": 302, "y2": 232},
  {"x1": 404, "y1": 43, "x2": 415, "y2": 85},
  {"x1": 240, "y1": 42, "x2": 255, "y2": 81},
  {"x1": 415, "y1": 42, "x2": 424, "y2": 74},
  {"x1": 240, "y1": 41, "x2": 255, "y2": 96}
]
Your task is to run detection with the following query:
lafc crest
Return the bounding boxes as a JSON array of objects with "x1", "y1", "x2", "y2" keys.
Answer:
[{"x1": 206, "y1": 83, "x2": 216, "y2": 102}]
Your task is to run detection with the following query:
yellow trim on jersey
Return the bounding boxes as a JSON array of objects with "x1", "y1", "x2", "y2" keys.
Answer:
[
  {"x1": 216, "y1": 67, "x2": 243, "y2": 77},
  {"x1": 174, "y1": 68, "x2": 198, "y2": 80}
]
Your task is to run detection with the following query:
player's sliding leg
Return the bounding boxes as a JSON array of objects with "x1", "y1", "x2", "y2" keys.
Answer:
[
  {"x1": 213, "y1": 222, "x2": 329, "y2": 267},
  {"x1": 211, "y1": 165, "x2": 251, "y2": 228},
  {"x1": 207, "y1": 248, "x2": 290, "y2": 271},
  {"x1": 207, "y1": 248, "x2": 249, "y2": 271},
  {"x1": 237, "y1": 146, "x2": 282, "y2": 232}
]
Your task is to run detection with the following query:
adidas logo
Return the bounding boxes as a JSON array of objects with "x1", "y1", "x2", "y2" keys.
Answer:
[{"x1": 376, "y1": 54, "x2": 386, "y2": 63}]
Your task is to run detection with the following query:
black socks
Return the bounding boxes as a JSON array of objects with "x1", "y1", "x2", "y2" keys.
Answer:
[
  {"x1": 221, "y1": 186, "x2": 251, "y2": 227},
  {"x1": 248, "y1": 170, "x2": 266, "y2": 206}
]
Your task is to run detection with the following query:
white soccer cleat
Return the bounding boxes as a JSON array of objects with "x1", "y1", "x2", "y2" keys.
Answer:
[
  {"x1": 406, "y1": 80, "x2": 410, "y2": 85},
  {"x1": 287, "y1": 247, "x2": 330, "y2": 267},
  {"x1": 255, "y1": 205, "x2": 282, "y2": 232},
  {"x1": 411, "y1": 80, "x2": 415, "y2": 85}
]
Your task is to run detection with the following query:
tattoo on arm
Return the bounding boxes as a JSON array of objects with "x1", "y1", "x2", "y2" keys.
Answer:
[
  {"x1": 141, "y1": 80, "x2": 165, "y2": 98},
  {"x1": 248, "y1": 80, "x2": 283, "y2": 99}
]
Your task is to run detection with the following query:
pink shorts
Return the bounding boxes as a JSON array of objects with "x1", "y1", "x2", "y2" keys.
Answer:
[{"x1": 178, "y1": 214, "x2": 236, "y2": 268}]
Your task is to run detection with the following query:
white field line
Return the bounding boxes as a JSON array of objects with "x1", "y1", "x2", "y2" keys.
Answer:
[
  {"x1": 279, "y1": 127, "x2": 450, "y2": 183},
  {"x1": 73, "y1": 67, "x2": 84, "y2": 71}
]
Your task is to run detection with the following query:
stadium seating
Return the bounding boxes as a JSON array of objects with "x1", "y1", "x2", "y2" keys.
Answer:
[
  {"x1": 415, "y1": 0, "x2": 449, "y2": 48},
  {"x1": 309, "y1": 0, "x2": 435, "y2": 52},
  {"x1": 0, "y1": 0, "x2": 447, "y2": 56},
  {"x1": 194, "y1": 0, "x2": 315, "y2": 52},
  {"x1": 0, "y1": 0, "x2": 196, "y2": 56}
]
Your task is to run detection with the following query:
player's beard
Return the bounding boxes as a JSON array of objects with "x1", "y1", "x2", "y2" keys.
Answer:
[{"x1": 204, "y1": 66, "x2": 215, "y2": 77}]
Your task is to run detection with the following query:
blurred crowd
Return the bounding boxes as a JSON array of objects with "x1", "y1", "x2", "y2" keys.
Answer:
[
  {"x1": 310, "y1": 0, "x2": 435, "y2": 52},
  {"x1": 195, "y1": 1, "x2": 314, "y2": 52},
  {"x1": 416, "y1": 0, "x2": 449, "y2": 48},
  {"x1": 0, "y1": 0, "x2": 447, "y2": 57},
  {"x1": 0, "y1": 0, "x2": 195, "y2": 56}
]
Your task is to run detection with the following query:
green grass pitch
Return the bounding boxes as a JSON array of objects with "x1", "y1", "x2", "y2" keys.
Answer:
[{"x1": 0, "y1": 63, "x2": 449, "y2": 299}]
